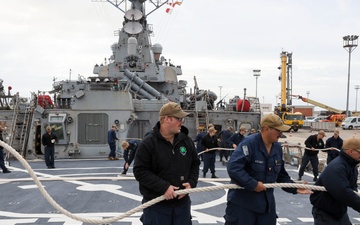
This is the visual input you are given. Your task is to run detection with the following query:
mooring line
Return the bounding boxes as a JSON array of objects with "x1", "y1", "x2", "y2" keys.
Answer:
[{"x1": 0, "y1": 140, "x2": 338, "y2": 224}]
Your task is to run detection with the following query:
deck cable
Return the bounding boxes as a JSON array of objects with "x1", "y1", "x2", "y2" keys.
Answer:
[{"x1": 0, "y1": 140, "x2": 347, "y2": 224}]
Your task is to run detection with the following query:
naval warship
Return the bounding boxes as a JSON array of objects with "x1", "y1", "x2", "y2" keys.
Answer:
[{"x1": 0, "y1": 0, "x2": 261, "y2": 160}]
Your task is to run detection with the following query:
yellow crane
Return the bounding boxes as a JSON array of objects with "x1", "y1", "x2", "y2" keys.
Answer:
[
  {"x1": 296, "y1": 95, "x2": 347, "y2": 127},
  {"x1": 274, "y1": 51, "x2": 304, "y2": 131}
]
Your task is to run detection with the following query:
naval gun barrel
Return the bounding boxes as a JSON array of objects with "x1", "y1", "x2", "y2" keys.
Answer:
[{"x1": 124, "y1": 69, "x2": 164, "y2": 100}]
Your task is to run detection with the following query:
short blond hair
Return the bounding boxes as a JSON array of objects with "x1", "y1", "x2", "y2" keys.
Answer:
[{"x1": 121, "y1": 141, "x2": 129, "y2": 149}]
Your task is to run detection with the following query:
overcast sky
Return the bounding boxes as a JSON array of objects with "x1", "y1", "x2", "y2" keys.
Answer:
[{"x1": 1, "y1": 0, "x2": 360, "y2": 113}]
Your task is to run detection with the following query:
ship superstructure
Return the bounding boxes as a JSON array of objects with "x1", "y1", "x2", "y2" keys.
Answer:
[{"x1": 2, "y1": 0, "x2": 261, "y2": 159}]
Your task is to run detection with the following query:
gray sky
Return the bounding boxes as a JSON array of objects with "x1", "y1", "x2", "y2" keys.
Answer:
[{"x1": 1, "y1": 0, "x2": 360, "y2": 112}]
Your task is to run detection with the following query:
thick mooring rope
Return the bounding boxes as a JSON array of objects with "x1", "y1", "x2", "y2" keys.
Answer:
[
  {"x1": 198, "y1": 145, "x2": 341, "y2": 155},
  {"x1": 0, "y1": 140, "x2": 340, "y2": 224}
]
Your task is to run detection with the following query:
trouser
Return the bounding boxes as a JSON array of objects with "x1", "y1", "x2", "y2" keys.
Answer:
[
  {"x1": 219, "y1": 150, "x2": 229, "y2": 160},
  {"x1": 140, "y1": 200, "x2": 192, "y2": 225},
  {"x1": 203, "y1": 153, "x2": 216, "y2": 175},
  {"x1": 122, "y1": 149, "x2": 129, "y2": 173},
  {"x1": 298, "y1": 154, "x2": 319, "y2": 177},
  {"x1": 0, "y1": 148, "x2": 8, "y2": 171},
  {"x1": 312, "y1": 207, "x2": 351, "y2": 225},
  {"x1": 45, "y1": 146, "x2": 55, "y2": 167},
  {"x1": 224, "y1": 202, "x2": 276, "y2": 225},
  {"x1": 108, "y1": 143, "x2": 116, "y2": 158}
]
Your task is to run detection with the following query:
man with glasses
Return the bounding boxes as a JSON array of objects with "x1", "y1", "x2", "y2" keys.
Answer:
[
  {"x1": 324, "y1": 129, "x2": 343, "y2": 164},
  {"x1": 224, "y1": 114, "x2": 312, "y2": 225},
  {"x1": 310, "y1": 137, "x2": 360, "y2": 225},
  {"x1": 134, "y1": 102, "x2": 200, "y2": 225},
  {"x1": 298, "y1": 130, "x2": 325, "y2": 182}
]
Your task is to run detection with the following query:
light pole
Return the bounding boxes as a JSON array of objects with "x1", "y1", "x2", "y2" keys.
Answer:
[
  {"x1": 306, "y1": 91, "x2": 310, "y2": 105},
  {"x1": 218, "y1": 86, "x2": 223, "y2": 100},
  {"x1": 343, "y1": 35, "x2": 359, "y2": 117},
  {"x1": 253, "y1": 69, "x2": 261, "y2": 98},
  {"x1": 356, "y1": 85, "x2": 360, "y2": 111}
]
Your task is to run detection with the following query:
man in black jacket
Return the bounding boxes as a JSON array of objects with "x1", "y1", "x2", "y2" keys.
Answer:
[
  {"x1": 201, "y1": 126, "x2": 218, "y2": 178},
  {"x1": 120, "y1": 139, "x2": 140, "y2": 175},
  {"x1": 133, "y1": 102, "x2": 200, "y2": 225},
  {"x1": 41, "y1": 126, "x2": 58, "y2": 169},
  {"x1": 298, "y1": 130, "x2": 325, "y2": 181},
  {"x1": 217, "y1": 126, "x2": 233, "y2": 162},
  {"x1": 310, "y1": 137, "x2": 360, "y2": 225},
  {"x1": 324, "y1": 129, "x2": 343, "y2": 164}
]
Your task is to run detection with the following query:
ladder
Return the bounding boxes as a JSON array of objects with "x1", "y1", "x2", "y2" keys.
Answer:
[
  {"x1": 195, "y1": 100, "x2": 209, "y2": 130},
  {"x1": 8, "y1": 94, "x2": 32, "y2": 155},
  {"x1": 8, "y1": 94, "x2": 20, "y2": 148}
]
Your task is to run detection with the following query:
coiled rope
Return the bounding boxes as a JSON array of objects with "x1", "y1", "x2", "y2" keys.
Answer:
[{"x1": 0, "y1": 140, "x2": 341, "y2": 224}]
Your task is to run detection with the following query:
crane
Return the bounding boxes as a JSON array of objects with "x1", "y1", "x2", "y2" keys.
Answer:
[
  {"x1": 274, "y1": 51, "x2": 304, "y2": 131},
  {"x1": 296, "y1": 95, "x2": 346, "y2": 127}
]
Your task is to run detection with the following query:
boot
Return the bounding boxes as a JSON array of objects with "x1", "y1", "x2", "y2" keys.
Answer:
[
  {"x1": 211, "y1": 173, "x2": 218, "y2": 178},
  {"x1": 313, "y1": 176, "x2": 317, "y2": 181},
  {"x1": 297, "y1": 176, "x2": 302, "y2": 181},
  {"x1": 203, "y1": 173, "x2": 206, "y2": 178}
]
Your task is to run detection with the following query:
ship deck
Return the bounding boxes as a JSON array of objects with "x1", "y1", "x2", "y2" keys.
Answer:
[{"x1": 1, "y1": 129, "x2": 360, "y2": 225}]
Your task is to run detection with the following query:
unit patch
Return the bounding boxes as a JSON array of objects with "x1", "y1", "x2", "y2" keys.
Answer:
[
  {"x1": 179, "y1": 146, "x2": 187, "y2": 155},
  {"x1": 242, "y1": 145, "x2": 249, "y2": 156}
]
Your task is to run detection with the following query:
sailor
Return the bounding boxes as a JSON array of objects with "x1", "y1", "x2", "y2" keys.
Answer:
[
  {"x1": 0, "y1": 122, "x2": 10, "y2": 173},
  {"x1": 310, "y1": 137, "x2": 360, "y2": 224},
  {"x1": 201, "y1": 126, "x2": 219, "y2": 178},
  {"x1": 41, "y1": 126, "x2": 58, "y2": 169},
  {"x1": 133, "y1": 102, "x2": 200, "y2": 225},
  {"x1": 298, "y1": 130, "x2": 326, "y2": 181},
  {"x1": 193, "y1": 127, "x2": 206, "y2": 161},
  {"x1": 120, "y1": 139, "x2": 140, "y2": 175},
  {"x1": 217, "y1": 126, "x2": 234, "y2": 162},
  {"x1": 224, "y1": 114, "x2": 312, "y2": 225},
  {"x1": 324, "y1": 128, "x2": 343, "y2": 164},
  {"x1": 227, "y1": 126, "x2": 247, "y2": 158},
  {"x1": 107, "y1": 125, "x2": 119, "y2": 160}
]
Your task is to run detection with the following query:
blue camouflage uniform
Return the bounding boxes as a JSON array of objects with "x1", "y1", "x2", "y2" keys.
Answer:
[{"x1": 224, "y1": 133, "x2": 297, "y2": 225}]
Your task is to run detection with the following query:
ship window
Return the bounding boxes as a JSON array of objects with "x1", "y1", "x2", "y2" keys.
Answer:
[
  {"x1": 50, "y1": 123, "x2": 65, "y2": 141},
  {"x1": 78, "y1": 113, "x2": 108, "y2": 144}
]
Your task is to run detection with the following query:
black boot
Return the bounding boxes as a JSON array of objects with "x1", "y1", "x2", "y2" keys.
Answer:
[
  {"x1": 211, "y1": 173, "x2": 218, "y2": 178},
  {"x1": 203, "y1": 173, "x2": 206, "y2": 178},
  {"x1": 313, "y1": 176, "x2": 317, "y2": 181}
]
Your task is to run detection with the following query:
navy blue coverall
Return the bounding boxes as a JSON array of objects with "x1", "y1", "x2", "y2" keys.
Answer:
[{"x1": 225, "y1": 133, "x2": 297, "y2": 225}]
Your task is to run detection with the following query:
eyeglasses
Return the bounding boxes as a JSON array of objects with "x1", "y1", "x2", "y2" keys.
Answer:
[
  {"x1": 352, "y1": 149, "x2": 360, "y2": 154},
  {"x1": 172, "y1": 117, "x2": 185, "y2": 123},
  {"x1": 270, "y1": 127, "x2": 282, "y2": 133}
]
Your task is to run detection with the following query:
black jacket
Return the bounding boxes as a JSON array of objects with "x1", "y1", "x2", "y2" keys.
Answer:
[
  {"x1": 201, "y1": 133, "x2": 218, "y2": 154},
  {"x1": 124, "y1": 140, "x2": 140, "y2": 165},
  {"x1": 310, "y1": 151, "x2": 360, "y2": 220},
  {"x1": 324, "y1": 136, "x2": 343, "y2": 163},
  {"x1": 133, "y1": 122, "x2": 200, "y2": 206},
  {"x1": 41, "y1": 132, "x2": 58, "y2": 147},
  {"x1": 304, "y1": 134, "x2": 324, "y2": 156}
]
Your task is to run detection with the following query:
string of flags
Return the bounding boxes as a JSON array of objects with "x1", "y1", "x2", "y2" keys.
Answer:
[{"x1": 165, "y1": 1, "x2": 183, "y2": 14}]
